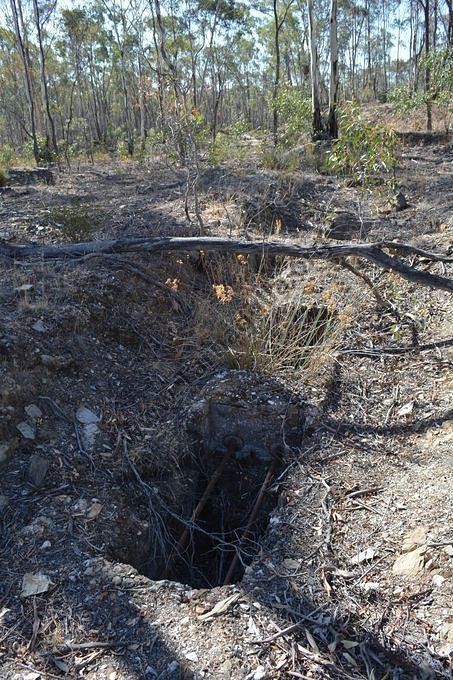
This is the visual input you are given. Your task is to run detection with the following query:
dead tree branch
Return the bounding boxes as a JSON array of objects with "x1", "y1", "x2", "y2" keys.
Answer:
[{"x1": 0, "y1": 236, "x2": 451, "y2": 292}]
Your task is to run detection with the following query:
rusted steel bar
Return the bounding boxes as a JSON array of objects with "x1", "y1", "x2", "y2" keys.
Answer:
[
  {"x1": 223, "y1": 445, "x2": 282, "y2": 586},
  {"x1": 161, "y1": 435, "x2": 242, "y2": 579}
]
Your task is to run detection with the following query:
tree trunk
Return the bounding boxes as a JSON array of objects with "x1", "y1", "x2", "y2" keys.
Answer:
[
  {"x1": 422, "y1": 0, "x2": 432, "y2": 131},
  {"x1": 272, "y1": 0, "x2": 281, "y2": 146},
  {"x1": 1, "y1": 236, "x2": 451, "y2": 292},
  {"x1": 9, "y1": 0, "x2": 40, "y2": 165},
  {"x1": 447, "y1": 0, "x2": 453, "y2": 46},
  {"x1": 32, "y1": 0, "x2": 59, "y2": 158},
  {"x1": 327, "y1": 0, "x2": 338, "y2": 138},
  {"x1": 307, "y1": 0, "x2": 323, "y2": 135},
  {"x1": 138, "y1": 54, "x2": 146, "y2": 152}
]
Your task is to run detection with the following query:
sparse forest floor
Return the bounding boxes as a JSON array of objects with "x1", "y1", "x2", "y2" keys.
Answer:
[{"x1": 0, "y1": 132, "x2": 452, "y2": 680}]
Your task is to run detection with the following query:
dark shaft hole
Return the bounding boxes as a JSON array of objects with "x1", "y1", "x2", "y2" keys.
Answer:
[{"x1": 150, "y1": 453, "x2": 280, "y2": 588}]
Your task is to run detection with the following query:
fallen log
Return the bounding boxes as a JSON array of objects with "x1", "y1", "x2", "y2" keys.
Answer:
[{"x1": 0, "y1": 236, "x2": 451, "y2": 292}]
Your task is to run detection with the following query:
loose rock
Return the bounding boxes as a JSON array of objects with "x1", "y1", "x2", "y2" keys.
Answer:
[
  {"x1": 25, "y1": 404, "x2": 43, "y2": 420},
  {"x1": 16, "y1": 421, "x2": 36, "y2": 440},
  {"x1": 76, "y1": 406, "x2": 100, "y2": 425},
  {"x1": 28, "y1": 454, "x2": 49, "y2": 487}
]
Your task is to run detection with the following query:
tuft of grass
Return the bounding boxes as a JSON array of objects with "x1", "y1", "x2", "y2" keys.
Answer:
[
  {"x1": 0, "y1": 168, "x2": 8, "y2": 187},
  {"x1": 176, "y1": 253, "x2": 357, "y2": 381},
  {"x1": 30, "y1": 205, "x2": 99, "y2": 241}
]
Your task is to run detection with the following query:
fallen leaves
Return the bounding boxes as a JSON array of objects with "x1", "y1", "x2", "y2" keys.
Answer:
[
  {"x1": 397, "y1": 400, "x2": 414, "y2": 417},
  {"x1": 393, "y1": 546, "x2": 427, "y2": 576},
  {"x1": 393, "y1": 526, "x2": 429, "y2": 576},
  {"x1": 349, "y1": 547, "x2": 377, "y2": 565},
  {"x1": 86, "y1": 502, "x2": 103, "y2": 520}
]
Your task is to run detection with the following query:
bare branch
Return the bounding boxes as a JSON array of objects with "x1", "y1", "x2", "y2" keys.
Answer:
[{"x1": 0, "y1": 236, "x2": 451, "y2": 292}]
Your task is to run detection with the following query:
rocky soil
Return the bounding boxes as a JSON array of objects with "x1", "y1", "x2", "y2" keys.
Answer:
[{"x1": 0, "y1": 137, "x2": 452, "y2": 679}]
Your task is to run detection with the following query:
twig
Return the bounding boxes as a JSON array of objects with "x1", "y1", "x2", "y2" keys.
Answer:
[
  {"x1": 57, "y1": 640, "x2": 125, "y2": 651},
  {"x1": 253, "y1": 606, "x2": 327, "y2": 644},
  {"x1": 339, "y1": 257, "x2": 388, "y2": 308},
  {"x1": 27, "y1": 598, "x2": 40, "y2": 652},
  {"x1": 340, "y1": 337, "x2": 453, "y2": 357},
  {"x1": 161, "y1": 436, "x2": 241, "y2": 578},
  {"x1": 345, "y1": 486, "x2": 383, "y2": 499}
]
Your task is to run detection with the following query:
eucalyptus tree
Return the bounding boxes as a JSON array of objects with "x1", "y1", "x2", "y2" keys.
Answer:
[
  {"x1": 31, "y1": 0, "x2": 58, "y2": 156},
  {"x1": 8, "y1": 0, "x2": 40, "y2": 162},
  {"x1": 306, "y1": 0, "x2": 323, "y2": 133},
  {"x1": 328, "y1": 0, "x2": 338, "y2": 136}
]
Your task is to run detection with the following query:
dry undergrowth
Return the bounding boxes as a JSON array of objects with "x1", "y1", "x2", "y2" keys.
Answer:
[{"x1": 172, "y1": 252, "x2": 364, "y2": 382}]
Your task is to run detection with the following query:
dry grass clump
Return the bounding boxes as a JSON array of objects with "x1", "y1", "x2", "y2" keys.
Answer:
[{"x1": 178, "y1": 253, "x2": 359, "y2": 380}]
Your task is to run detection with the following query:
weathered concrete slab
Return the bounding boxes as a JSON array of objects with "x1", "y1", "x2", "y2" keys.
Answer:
[{"x1": 187, "y1": 370, "x2": 318, "y2": 461}]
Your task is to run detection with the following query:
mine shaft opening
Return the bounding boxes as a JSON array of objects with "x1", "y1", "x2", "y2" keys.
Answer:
[
  {"x1": 109, "y1": 371, "x2": 311, "y2": 590},
  {"x1": 147, "y1": 438, "x2": 282, "y2": 589}
]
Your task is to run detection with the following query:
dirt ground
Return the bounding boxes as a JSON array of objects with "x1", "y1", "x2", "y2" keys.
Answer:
[{"x1": 0, "y1": 134, "x2": 452, "y2": 680}]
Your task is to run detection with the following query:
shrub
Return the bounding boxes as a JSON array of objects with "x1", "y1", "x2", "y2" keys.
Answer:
[
  {"x1": 389, "y1": 49, "x2": 452, "y2": 130},
  {"x1": 0, "y1": 144, "x2": 14, "y2": 166},
  {"x1": 274, "y1": 84, "x2": 311, "y2": 147},
  {"x1": 207, "y1": 129, "x2": 248, "y2": 166},
  {"x1": 185, "y1": 254, "x2": 351, "y2": 379},
  {"x1": 116, "y1": 139, "x2": 130, "y2": 159},
  {"x1": 388, "y1": 86, "x2": 426, "y2": 114},
  {"x1": 0, "y1": 168, "x2": 8, "y2": 186},
  {"x1": 327, "y1": 102, "x2": 396, "y2": 189},
  {"x1": 260, "y1": 145, "x2": 300, "y2": 171},
  {"x1": 23, "y1": 135, "x2": 55, "y2": 164}
]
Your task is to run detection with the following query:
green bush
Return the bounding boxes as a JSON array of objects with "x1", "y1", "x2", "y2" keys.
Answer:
[
  {"x1": 208, "y1": 131, "x2": 248, "y2": 165},
  {"x1": 116, "y1": 139, "x2": 130, "y2": 159},
  {"x1": 260, "y1": 145, "x2": 300, "y2": 171},
  {"x1": 389, "y1": 49, "x2": 452, "y2": 130},
  {"x1": 146, "y1": 128, "x2": 165, "y2": 151},
  {"x1": 327, "y1": 102, "x2": 396, "y2": 189},
  {"x1": 0, "y1": 144, "x2": 14, "y2": 166},
  {"x1": 23, "y1": 135, "x2": 55, "y2": 164},
  {"x1": 388, "y1": 86, "x2": 426, "y2": 114},
  {"x1": 423, "y1": 48, "x2": 453, "y2": 104},
  {"x1": 0, "y1": 168, "x2": 8, "y2": 186},
  {"x1": 274, "y1": 84, "x2": 311, "y2": 147}
]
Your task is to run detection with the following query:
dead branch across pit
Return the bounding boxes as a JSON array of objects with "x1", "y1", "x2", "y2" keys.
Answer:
[{"x1": 1, "y1": 236, "x2": 452, "y2": 292}]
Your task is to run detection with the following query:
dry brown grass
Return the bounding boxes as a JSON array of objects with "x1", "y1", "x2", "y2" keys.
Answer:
[{"x1": 177, "y1": 253, "x2": 362, "y2": 381}]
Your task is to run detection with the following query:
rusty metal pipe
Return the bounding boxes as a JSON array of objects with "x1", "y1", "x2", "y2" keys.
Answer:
[
  {"x1": 161, "y1": 435, "x2": 242, "y2": 579},
  {"x1": 223, "y1": 445, "x2": 282, "y2": 586}
]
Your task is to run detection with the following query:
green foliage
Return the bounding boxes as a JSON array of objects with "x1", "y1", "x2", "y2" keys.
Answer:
[
  {"x1": 388, "y1": 86, "x2": 426, "y2": 114},
  {"x1": 23, "y1": 136, "x2": 55, "y2": 164},
  {"x1": 0, "y1": 167, "x2": 8, "y2": 186},
  {"x1": 389, "y1": 49, "x2": 453, "y2": 126},
  {"x1": 229, "y1": 115, "x2": 249, "y2": 137},
  {"x1": 35, "y1": 205, "x2": 96, "y2": 241},
  {"x1": 422, "y1": 48, "x2": 453, "y2": 104},
  {"x1": 116, "y1": 139, "x2": 130, "y2": 159},
  {"x1": 0, "y1": 144, "x2": 14, "y2": 166},
  {"x1": 208, "y1": 132, "x2": 246, "y2": 165},
  {"x1": 145, "y1": 128, "x2": 165, "y2": 152},
  {"x1": 274, "y1": 84, "x2": 311, "y2": 147},
  {"x1": 327, "y1": 103, "x2": 396, "y2": 189},
  {"x1": 206, "y1": 118, "x2": 250, "y2": 165}
]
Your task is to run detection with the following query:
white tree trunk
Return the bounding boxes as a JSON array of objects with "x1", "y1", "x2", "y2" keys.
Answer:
[
  {"x1": 328, "y1": 0, "x2": 339, "y2": 137},
  {"x1": 306, "y1": 0, "x2": 323, "y2": 134}
]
